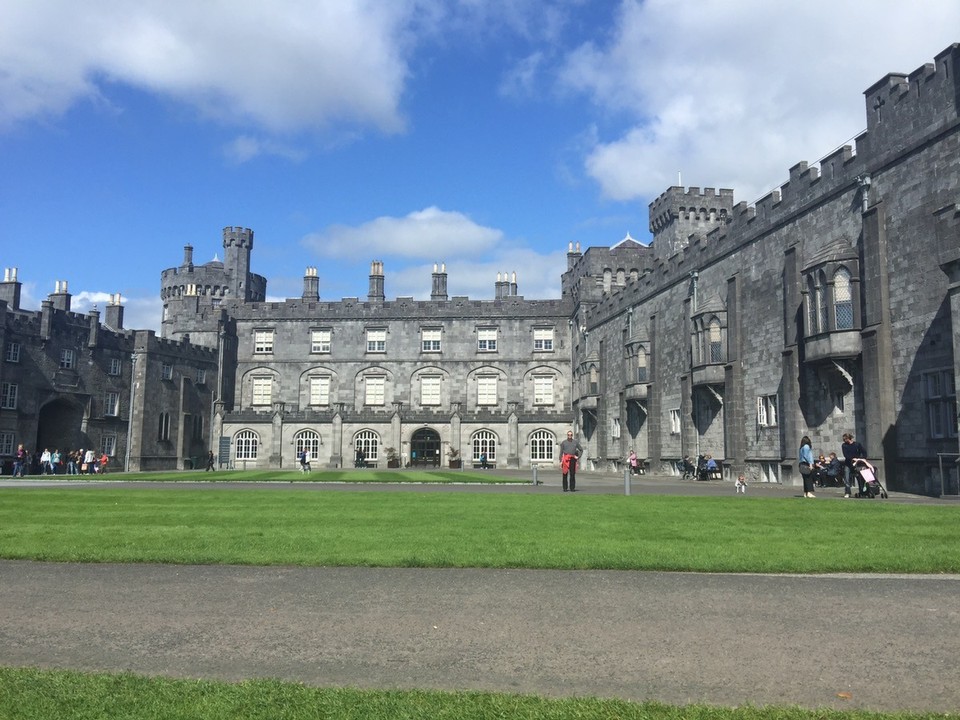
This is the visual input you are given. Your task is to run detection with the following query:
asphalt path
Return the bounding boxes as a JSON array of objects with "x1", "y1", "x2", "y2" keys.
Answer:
[{"x1": 1, "y1": 472, "x2": 958, "y2": 712}]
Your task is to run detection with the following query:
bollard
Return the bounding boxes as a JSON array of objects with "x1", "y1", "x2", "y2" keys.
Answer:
[
  {"x1": 532, "y1": 464, "x2": 538, "y2": 486},
  {"x1": 624, "y1": 467, "x2": 631, "y2": 496}
]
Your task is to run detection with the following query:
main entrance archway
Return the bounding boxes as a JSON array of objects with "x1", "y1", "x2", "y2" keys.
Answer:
[
  {"x1": 36, "y1": 397, "x2": 87, "y2": 454},
  {"x1": 410, "y1": 428, "x2": 440, "y2": 467}
]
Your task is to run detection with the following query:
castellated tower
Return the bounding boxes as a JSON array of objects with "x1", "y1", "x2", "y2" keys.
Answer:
[{"x1": 648, "y1": 187, "x2": 735, "y2": 258}]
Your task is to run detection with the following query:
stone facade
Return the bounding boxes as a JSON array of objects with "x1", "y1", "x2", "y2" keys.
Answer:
[
  {"x1": 0, "y1": 274, "x2": 218, "y2": 472},
  {"x1": 3, "y1": 43, "x2": 958, "y2": 494}
]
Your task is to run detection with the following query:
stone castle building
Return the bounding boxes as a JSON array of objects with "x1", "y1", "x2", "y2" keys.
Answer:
[{"x1": 2, "y1": 43, "x2": 958, "y2": 493}]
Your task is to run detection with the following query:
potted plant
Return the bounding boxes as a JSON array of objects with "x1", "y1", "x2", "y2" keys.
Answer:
[
  {"x1": 385, "y1": 447, "x2": 401, "y2": 468},
  {"x1": 448, "y1": 447, "x2": 462, "y2": 469}
]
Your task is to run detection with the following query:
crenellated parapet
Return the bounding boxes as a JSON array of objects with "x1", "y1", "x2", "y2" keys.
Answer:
[
  {"x1": 222, "y1": 226, "x2": 254, "y2": 249},
  {"x1": 648, "y1": 186, "x2": 735, "y2": 259}
]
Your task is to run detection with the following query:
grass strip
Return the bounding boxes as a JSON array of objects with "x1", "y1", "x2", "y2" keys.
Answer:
[
  {"x1": 18, "y1": 469, "x2": 526, "y2": 484},
  {"x1": 0, "y1": 489, "x2": 956, "y2": 573},
  {"x1": 0, "y1": 667, "x2": 947, "y2": 720}
]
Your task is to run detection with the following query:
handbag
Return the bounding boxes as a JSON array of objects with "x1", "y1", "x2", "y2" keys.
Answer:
[{"x1": 799, "y1": 462, "x2": 812, "y2": 475}]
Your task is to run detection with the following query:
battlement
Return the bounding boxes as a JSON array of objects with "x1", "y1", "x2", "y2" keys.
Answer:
[
  {"x1": 648, "y1": 187, "x2": 735, "y2": 234},
  {"x1": 862, "y1": 44, "x2": 959, "y2": 154},
  {"x1": 134, "y1": 328, "x2": 219, "y2": 360},
  {"x1": 222, "y1": 226, "x2": 254, "y2": 249}
]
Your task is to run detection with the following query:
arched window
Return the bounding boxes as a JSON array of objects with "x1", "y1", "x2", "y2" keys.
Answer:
[
  {"x1": 295, "y1": 430, "x2": 320, "y2": 459},
  {"x1": 709, "y1": 319, "x2": 723, "y2": 363},
  {"x1": 616, "y1": 269, "x2": 625, "y2": 286},
  {"x1": 235, "y1": 430, "x2": 259, "y2": 460},
  {"x1": 637, "y1": 348, "x2": 648, "y2": 383},
  {"x1": 529, "y1": 429, "x2": 555, "y2": 462},
  {"x1": 589, "y1": 366, "x2": 599, "y2": 394},
  {"x1": 602, "y1": 269, "x2": 612, "y2": 293},
  {"x1": 354, "y1": 430, "x2": 380, "y2": 462},
  {"x1": 834, "y1": 267, "x2": 853, "y2": 330},
  {"x1": 472, "y1": 430, "x2": 497, "y2": 463}
]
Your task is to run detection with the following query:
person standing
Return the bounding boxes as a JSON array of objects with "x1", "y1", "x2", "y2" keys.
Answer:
[
  {"x1": 559, "y1": 430, "x2": 583, "y2": 492},
  {"x1": 840, "y1": 433, "x2": 866, "y2": 498},
  {"x1": 799, "y1": 435, "x2": 816, "y2": 498},
  {"x1": 13, "y1": 444, "x2": 26, "y2": 477},
  {"x1": 628, "y1": 449, "x2": 638, "y2": 475},
  {"x1": 83, "y1": 448, "x2": 95, "y2": 474},
  {"x1": 205, "y1": 450, "x2": 216, "y2": 471}
]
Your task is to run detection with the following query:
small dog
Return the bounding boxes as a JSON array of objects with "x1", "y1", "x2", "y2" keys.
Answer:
[{"x1": 735, "y1": 474, "x2": 747, "y2": 494}]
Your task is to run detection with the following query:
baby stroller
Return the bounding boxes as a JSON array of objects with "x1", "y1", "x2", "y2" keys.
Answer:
[{"x1": 854, "y1": 459, "x2": 888, "y2": 499}]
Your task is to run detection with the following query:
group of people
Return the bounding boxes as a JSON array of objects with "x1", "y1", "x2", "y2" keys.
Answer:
[
  {"x1": 11, "y1": 444, "x2": 108, "y2": 476},
  {"x1": 798, "y1": 433, "x2": 869, "y2": 498}
]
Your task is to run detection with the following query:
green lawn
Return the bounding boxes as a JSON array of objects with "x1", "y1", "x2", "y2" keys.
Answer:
[
  {"x1": 0, "y1": 488, "x2": 956, "y2": 573},
  {"x1": 0, "y1": 667, "x2": 948, "y2": 720}
]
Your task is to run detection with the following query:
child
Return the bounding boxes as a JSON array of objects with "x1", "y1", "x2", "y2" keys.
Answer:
[{"x1": 735, "y1": 474, "x2": 747, "y2": 494}]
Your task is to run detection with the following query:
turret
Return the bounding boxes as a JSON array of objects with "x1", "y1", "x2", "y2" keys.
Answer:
[
  {"x1": 648, "y1": 187, "x2": 735, "y2": 258},
  {"x1": 223, "y1": 226, "x2": 254, "y2": 300}
]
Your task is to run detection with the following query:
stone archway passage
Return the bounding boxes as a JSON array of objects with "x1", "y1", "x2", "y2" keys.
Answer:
[
  {"x1": 37, "y1": 398, "x2": 87, "y2": 456},
  {"x1": 410, "y1": 428, "x2": 441, "y2": 467}
]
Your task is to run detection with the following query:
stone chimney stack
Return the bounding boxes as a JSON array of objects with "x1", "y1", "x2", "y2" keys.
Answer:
[
  {"x1": 368, "y1": 260, "x2": 385, "y2": 302},
  {"x1": 431, "y1": 262, "x2": 448, "y2": 301},
  {"x1": 105, "y1": 293, "x2": 124, "y2": 330},
  {"x1": 49, "y1": 280, "x2": 71, "y2": 312},
  {"x1": 0, "y1": 268, "x2": 22, "y2": 310},
  {"x1": 302, "y1": 267, "x2": 319, "y2": 301},
  {"x1": 183, "y1": 244, "x2": 194, "y2": 270}
]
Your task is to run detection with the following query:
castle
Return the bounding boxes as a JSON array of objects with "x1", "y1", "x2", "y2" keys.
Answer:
[{"x1": 2, "y1": 43, "x2": 958, "y2": 493}]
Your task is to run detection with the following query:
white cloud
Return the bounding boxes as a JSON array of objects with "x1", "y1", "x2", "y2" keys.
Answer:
[
  {"x1": 71, "y1": 291, "x2": 162, "y2": 332},
  {"x1": 560, "y1": 0, "x2": 960, "y2": 204},
  {"x1": 302, "y1": 207, "x2": 504, "y2": 260},
  {"x1": 0, "y1": 0, "x2": 416, "y2": 134}
]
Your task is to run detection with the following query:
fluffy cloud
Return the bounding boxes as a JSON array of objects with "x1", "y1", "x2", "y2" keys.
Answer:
[
  {"x1": 0, "y1": 0, "x2": 415, "y2": 134},
  {"x1": 561, "y1": 0, "x2": 960, "y2": 204},
  {"x1": 302, "y1": 207, "x2": 504, "y2": 260}
]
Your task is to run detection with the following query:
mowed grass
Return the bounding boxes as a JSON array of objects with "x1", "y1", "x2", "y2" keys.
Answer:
[
  {"x1": 0, "y1": 488, "x2": 957, "y2": 573},
  {"x1": 40, "y1": 468, "x2": 526, "y2": 484},
  {"x1": 0, "y1": 667, "x2": 949, "y2": 720}
]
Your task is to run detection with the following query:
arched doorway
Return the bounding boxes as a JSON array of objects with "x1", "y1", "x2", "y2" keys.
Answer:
[
  {"x1": 37, "y1": 397, "x2": 87, "y2": 455},
  {"x1": 410, "y1": 428, "x2": 440, "y2": 467}
]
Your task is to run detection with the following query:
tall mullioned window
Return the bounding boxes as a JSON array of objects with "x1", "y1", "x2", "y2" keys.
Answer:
[
  {"x1": 252, "y1": 376, "x2": 272, "y2": 406},
  {"x1": 420, "y1": 376, "x2": 441, "y2": 406},
  {"x1": 477, "y1": 376, "x2": 498, "y2": 405},
  {"x1": 834, "y1": 267, "x2": 854, "y2": 330},
  {"x1": 354, "y1": 430, "x2": 379, "y2": 462},
  {"x1": 365, "y1": 376, "x2": 385, "y2": 405},
  {"x1": 1, "y1": 382, "x2": 18, "y2": 409},
  {"x1": 529, "y1": 430, "x2": 555, "y2": 462},
  {"x1": 5, "y1": 342, "x2": 20, "y2": 363},
  {"x1": 925, "y1": 369, "x2": 958, "y2": 440},
  {"x1": 309, "y1": 376, "x2": 330, "y2": 405},
  {"x1": 533, "y1": 376, "x2": 554, "y2": 405},
  {"x1": 472, "y1": 430, "x2": 497, "y2": 463}
]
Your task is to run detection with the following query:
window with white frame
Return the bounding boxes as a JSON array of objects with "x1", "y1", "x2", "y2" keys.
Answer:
[
  {"x1": 254, "y1": 330, "x2": 274, "y2": 354},
  {"x1": 157, "y1": 412, "x2": 171, "y2": 441},
  {"x1": 1, "y1": 382, "x2": 18, "y2": 409},
  {"x1": 834, "y1": 267, "x2": 854, "y2": 330},
  {"x1": 59, "y1": 349, "x2": 75, "y2": 369},
  {"x1": 477, "y1": 376, "x2": 498, "y2": 405},
  {"x1": 477, "y1": 328, "x2": 498, "y2": 352},
  {"x1": 924, "y1": 369, "x2": 958, "y2": 439},
  {"x1": 529, "y1": 429, "x2": 555, "y2": 462},
  {"x1": 354, "y1": 430, "x2": 379, "y2": 462},
  {"x1": 611, "y1": 416, "x2": 621, "y2": 439},
  {"x1": 533, "y1": 327, "x2": 554, "y2": 351},
  {"x1": 161, "y1": 363, "x2": 173, "y2": 380},
  {"x1": 472, "y1": 430, "x2": 497, "y2": 462},
  {"x1": 196, "y1": 368, "x2": 206, "y2": 385},
  {"x1": 109, "y1": 358, "x2": 122, "y2": 376},
  {"x1": 421, "y1": 328, "x2": 441, "y2": 353},
  {"x1": 669, "y1": 408, "x2": 681, "y2": 434},
  {"x1": 252, "y1": 376, "x2": 272, "y2": 406},
  {"x1": 533, "y1": 375, "x2": 554, "y2": 405},
  {"x1": 295, "y1": 430, "x2": 321, "y2": 460},
  {"x1": 365, "y1": 376, "x2": 385, "y2": 405},
  {"x1": 311, "y1": 329, "x2": 331, "y2": 353},
  {"x1": 235, "y1": 429, "x2": 259, "y2": 460},
  {"x1": 366, "y1": 328, "x2": 386, "y2": 353},
  {"x1": 101, "y1": 434, "x2": 116, "y2": 457},
  {"x1": 420, "y1": 375, "x2": 441, "y2": 406},
  {"x1": 104, "y1": 392, "x2": 120, "y2": 417},
  {"x1": 309, "y1": 375, "x2": 330, "y2": 405},
  {"x1": 757, "y1": 394, "x2": 779, "y2": 427},
  {"x1": 5, "y1": 342, "x2": 20, "y2": 363},
  {"x1": 0, "y1": 431, "x2": 14, "y2": 456}
]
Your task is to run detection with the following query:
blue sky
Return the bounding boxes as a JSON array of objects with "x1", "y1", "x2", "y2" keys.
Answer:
[{"x1": 1, "y1": 1, "x2": 958, "y2": 330}]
